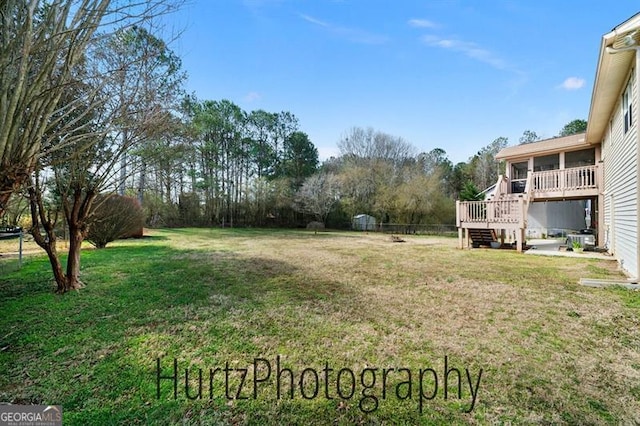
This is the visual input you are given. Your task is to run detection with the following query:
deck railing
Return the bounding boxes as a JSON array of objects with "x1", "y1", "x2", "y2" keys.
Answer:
[
  {"x1": 456, "y1": 199, "x2": 525, "y2": 227},
  {"x1": 456, "y1": 165, "x2": 599, "y2": 230},
  {"x1": 531, "y1": 165, "x2": 598, "y2": 193}
]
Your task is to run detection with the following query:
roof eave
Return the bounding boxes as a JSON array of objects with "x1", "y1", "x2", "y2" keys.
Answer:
[
  {"x1": 496, "y1": 133, "x2": 588, "y2": 161},
  {"x1": 586, "y1": 14, "x2": 640, "y2": 144}
]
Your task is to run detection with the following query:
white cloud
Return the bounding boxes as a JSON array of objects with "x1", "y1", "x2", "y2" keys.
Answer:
[
  {"x1": 559, "y1": 77, "x2": 585, "y2": 90},
  {"x1": 421, "y1": 35, "x2": 508, "y2": 70},
  {"x1": 244, "y1": 91, "x2": 262, "y2": 102},
  {"x1": 408, "y1": 18, "x2": 438, "y2": 29},
  {"x1": 300, "y1": 14, "x2": 330, "y2": 28},
  {"x1": 300, "y1": 14, "x2": 389, "y2": 45}
]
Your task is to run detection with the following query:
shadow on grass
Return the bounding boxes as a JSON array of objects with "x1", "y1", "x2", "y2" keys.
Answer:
[
  {"x1": 0, "y1": 241, "x2": 357, "y2": 321},
  {"x1": 0, "y1": 240, "x2": 363, "y2": 411},
  {"x1": 135, "y1": 234, "x2": 169, "y2": 241},
  {"x1": 85, "y1": 243, "x2": 356, "y2": 305}
]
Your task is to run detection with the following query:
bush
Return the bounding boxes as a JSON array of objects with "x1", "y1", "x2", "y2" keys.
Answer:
[
  {"x1": 86, "y1": 194, "x2": 145, "y2": 249},
  {"x1": 459, "y1": 180, "x2": 484, "y2": 201},
  {"x1": 306, "y1": 221, "x2": 325, "y2": 234}
]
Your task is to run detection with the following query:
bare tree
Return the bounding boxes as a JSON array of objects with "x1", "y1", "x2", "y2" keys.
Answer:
[
  {"x1": 338, "y1": 127, "x2": 414, "y2": 166},
  {"x1": 18, "y1": 2, "x2": 185, "y2": 293},
  {"x1": 1, "y1": 0, "x2": 107, "y2": 217},
  {"x1": 337, "y1": 127, "x2": 415, "y2": 220},
  {"x1": 293, "y1": 173, "x2": 340, "y2": 224},
  {"x1": 0, "y1": 0, "x2": 182, "y2": 218}
]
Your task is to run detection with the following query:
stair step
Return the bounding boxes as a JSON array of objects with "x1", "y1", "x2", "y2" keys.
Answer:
[{"x1": 468, "y1": 228, "x2": 498, "y2": 248}]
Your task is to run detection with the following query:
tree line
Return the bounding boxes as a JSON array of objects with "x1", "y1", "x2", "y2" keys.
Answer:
[{"x1": 133, "y1": 98, "x2": 320, "y2": 228}]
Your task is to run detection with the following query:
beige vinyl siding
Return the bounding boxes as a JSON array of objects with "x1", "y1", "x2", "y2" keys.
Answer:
[{"x1": 602, "y1": 69, "x2": 638, "y2": 279}]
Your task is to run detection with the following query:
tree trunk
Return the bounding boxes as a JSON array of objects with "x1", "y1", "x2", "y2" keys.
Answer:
[
  {"x1": 28, "y1": 184, "x2": 71, "y2": 293},
  {"x1": 164, "y1": 173, "x2": 172, "y2": 205},
  {"x1": 41, "y1": 237, "x2": 68, "y2": 293},
  {"x1": 60, "y1": 188, "x2": 96, "y2": 292},
  {"x1": 29, "y1": 180, "x2": 95, "y2": 293},
  {"x1": 119, "y1": 130, "x2": 128, "y2": 196},
  {"x1": 138, "y1": 159, "x2": 146, "y2": 205},
  {"x1": 0, "y1": 190, "x2": 11, "y2": 218},
  {"x1": 64, "y1": 225, "x2": 85, "y2": 291}
]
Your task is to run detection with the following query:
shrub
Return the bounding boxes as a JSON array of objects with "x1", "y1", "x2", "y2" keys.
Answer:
[
  {"x1": 306, "y1": 221, "x2": 325, "y2": 234},
  {"x1": 459, "y1": 180, "x2": 484, "y2": 201},
  {"x1": 86, "y1": 194, "x2": 145, "y2": 249}
]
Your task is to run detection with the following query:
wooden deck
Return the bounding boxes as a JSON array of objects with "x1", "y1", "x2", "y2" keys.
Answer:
[{"x1": 457, "y1": 165, "x2": 602, "y2": 253}]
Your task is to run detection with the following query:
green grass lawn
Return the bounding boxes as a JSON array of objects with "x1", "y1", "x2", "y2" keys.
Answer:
[{"x1": 1, "y1": 228, "x2": 639, "y2": 425}]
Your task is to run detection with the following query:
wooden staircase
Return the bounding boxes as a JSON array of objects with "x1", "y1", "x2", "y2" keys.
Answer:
[
  {"x1": 457, "y1": 173, "x2": 533, "y2": 252},
  {"x1": 468, "y1": 228, "x2": 497, "y2": 248}
]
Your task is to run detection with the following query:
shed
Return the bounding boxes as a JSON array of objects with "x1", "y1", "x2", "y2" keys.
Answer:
[{"x1": 352, "y1": 214, "x2": 376, "y2": 231}]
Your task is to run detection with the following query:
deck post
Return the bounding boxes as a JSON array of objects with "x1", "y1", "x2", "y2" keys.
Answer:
[
  {"x1": 464, "y1": 228, "x2": 470, "y2": 249},
  {"x1": 458, "y1": 227, "x2": 463, "y2": 249},
  {"x1": 597, "y1": 193, "x2": 605, "y2": 247},
  {"x1": 516, "y1": 228, "x2": 524, "y2": 252}
]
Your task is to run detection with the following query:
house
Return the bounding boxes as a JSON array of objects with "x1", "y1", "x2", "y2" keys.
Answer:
[
  {"x1": 588, "y1": 12, "x2": 640, "y2": 280},
  {"x1": 456, "y1": 12, "x2": 640, "y2": 280}
]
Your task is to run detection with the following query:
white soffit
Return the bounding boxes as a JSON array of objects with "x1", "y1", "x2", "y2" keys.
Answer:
[
  {"x1": 496, "y1": 133, "x2": 587, "y2": 161},
  {"x1": 587, "y1": 13, "x2": 640, "y2": 144}
]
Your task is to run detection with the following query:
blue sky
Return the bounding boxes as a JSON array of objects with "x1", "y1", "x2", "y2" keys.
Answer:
[{"x1": 168, "y1": 1, "x2": 639, "y2": 164}]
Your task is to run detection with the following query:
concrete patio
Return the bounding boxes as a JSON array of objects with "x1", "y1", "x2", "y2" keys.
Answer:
[{"x1": 524, "y1": 238, "x2": 614, "y2": 260}]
